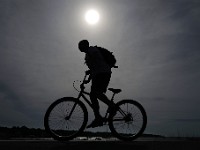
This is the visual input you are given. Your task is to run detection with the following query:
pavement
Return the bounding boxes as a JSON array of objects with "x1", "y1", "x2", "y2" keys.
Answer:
[{"x1": 0, "y1": 138, "x2": 200, "y2": 150}]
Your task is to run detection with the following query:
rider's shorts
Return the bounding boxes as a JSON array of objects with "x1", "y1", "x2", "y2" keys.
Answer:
[{"x1": 91, "y1": 73, "x2": 111, "y2": 94}]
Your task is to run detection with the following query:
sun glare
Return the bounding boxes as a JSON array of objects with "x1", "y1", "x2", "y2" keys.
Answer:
[{"x1": 85, "y1": 9, "x2": 100, "y2": 25}]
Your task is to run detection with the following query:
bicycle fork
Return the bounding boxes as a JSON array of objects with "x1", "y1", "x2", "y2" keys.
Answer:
[{"x1": 65, "y1": 101, "x2": 79, "y2": 120}]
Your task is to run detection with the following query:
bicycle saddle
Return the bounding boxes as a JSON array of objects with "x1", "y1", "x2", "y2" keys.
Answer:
[{"x1": 108, "y1": 88, "x2": 122, "y2": 94}]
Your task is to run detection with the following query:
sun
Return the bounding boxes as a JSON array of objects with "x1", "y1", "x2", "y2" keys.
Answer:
[{"x1": 85, "y1": 9, "x2": 100, "y2": 25}]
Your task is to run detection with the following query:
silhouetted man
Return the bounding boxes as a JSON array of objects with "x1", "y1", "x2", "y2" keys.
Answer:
[{"x1": 78, "y1": 39, "x2": 114, "y2": 128}]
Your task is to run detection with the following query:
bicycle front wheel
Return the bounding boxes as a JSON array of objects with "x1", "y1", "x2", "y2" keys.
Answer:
[
  {"x1": 44, "y1": 97, "x2": 88, "y2": 141},
  {"x1": 109, "y1": 99, "x2": 147, "y2": 141}
]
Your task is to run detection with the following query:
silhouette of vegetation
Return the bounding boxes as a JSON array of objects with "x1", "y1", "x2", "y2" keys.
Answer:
[
  {"x1": 0, "y1": 126, "x2": 164, "y2": 140},
  {"x1": 0, "y1": 126, "x2": 49, "y2": 139}
]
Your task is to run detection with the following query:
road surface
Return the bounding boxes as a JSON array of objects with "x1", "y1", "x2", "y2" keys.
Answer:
[{"x1": 0, "y1": 138, "x2": 200, "y2": 150}]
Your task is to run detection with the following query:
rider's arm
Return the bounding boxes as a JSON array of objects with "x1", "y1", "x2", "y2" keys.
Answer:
[{"x1": 84, "y1": 70, "x2": 91, "y2": 84}]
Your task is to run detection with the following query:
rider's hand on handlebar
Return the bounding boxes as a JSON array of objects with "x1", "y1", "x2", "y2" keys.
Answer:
[
  {"x1": 80, "y1": 83, "x2": 85, "y2": 89},
  {"x1": 83, "y1": 80, "x2": 89, "y2": 84}
]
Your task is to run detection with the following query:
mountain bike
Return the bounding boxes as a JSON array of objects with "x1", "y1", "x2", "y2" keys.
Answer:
[{"x1": 44, "y1": 70, "x2": 147, "y2": 141}]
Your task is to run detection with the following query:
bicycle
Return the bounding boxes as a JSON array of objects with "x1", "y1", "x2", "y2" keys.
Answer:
[{"x1": 44, "y1": 70, "x2": 147, "y2": 141}]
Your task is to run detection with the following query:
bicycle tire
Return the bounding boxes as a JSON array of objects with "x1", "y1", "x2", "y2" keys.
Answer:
[
  {"x1": 109, "y1": 99, "x2": 147, "y2": 141},
  {"x1": 44, "y1": 97, "x2": 88, "y2": 141}
]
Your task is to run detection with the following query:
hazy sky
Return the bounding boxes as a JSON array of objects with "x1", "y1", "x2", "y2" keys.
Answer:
[{"x1": 0, "y1": 0, "x2": 200, "y2": 137}]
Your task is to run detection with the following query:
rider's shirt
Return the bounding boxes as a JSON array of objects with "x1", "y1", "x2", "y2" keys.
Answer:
[{"x1": 85, "y1": 46, "x2": 111, "y2": 77}]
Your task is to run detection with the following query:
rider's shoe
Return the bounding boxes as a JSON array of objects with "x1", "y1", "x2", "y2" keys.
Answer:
[{"x1": 87, "y1": 117, "x2": 104, "y2": 128}]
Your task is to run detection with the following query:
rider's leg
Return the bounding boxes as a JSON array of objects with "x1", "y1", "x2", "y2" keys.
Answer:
[
  {"x1": 91, "y1": 73, "x2": 117, "y2": 112},
  {"x1": 87, "y1": 73, "x2": 113, "y2": 128},
  {"x1": 96, "y1": 92, "x2": 115, "y2": 106},
  {"x1": 87, "y1": 90, "x2": 104, "y2": 128},
  {"x1": 90, "y1": 91, "x2": 102, "y2": 119},
  {"x1": 96, "y1": 92, "x2": 117, "y2": 114},
  {"x1": 87, "y1": 73, "x2": 111, "y2": 128}
]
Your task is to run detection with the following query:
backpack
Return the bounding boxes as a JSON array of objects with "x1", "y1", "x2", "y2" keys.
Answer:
[{"x1": 95, "y1": 46, "x2": 117, "y2": 68}]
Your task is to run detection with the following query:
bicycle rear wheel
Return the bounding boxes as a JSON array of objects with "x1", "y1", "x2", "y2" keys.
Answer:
[
  {"x1": 44, "y1": 97, "x2": 88, "y2": 141},
  {"x1": 109, "y1": 99, "x2": 147, "y2": 141}
]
